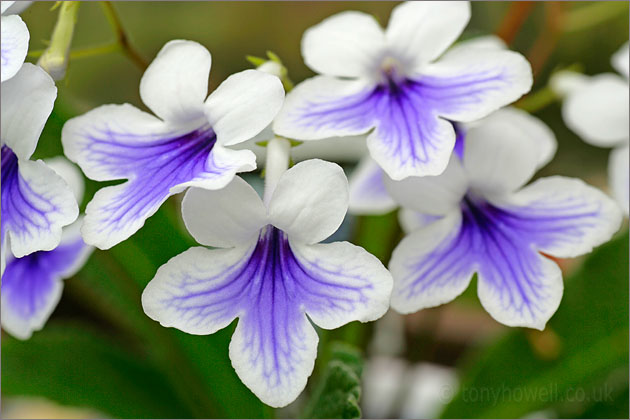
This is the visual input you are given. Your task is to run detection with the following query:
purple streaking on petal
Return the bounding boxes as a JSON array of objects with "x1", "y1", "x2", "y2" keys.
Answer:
[
  {"x1": 452, "y1": 122, "x2": 466, "y2": 159},
  {"x1": 1, "y1": 234, "x2": 88, "y2": 336},
  {"x1": 83, "y1": 125, "x2": 222, "y2": 234},
  {"x1": 1, "y1": 146, "x2": 56, "y2": 249}
]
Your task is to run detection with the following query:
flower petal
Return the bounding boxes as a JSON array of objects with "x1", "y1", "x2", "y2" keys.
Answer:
[
  {"x1": 139, "y1": 40, "x2": 211, "y2": 123},
  {"x1": 1, "y1": 220, "x2": 90, "y2": 340},
  {"x1": 348, "y1": 157, "x2": 397, "y2": 215},
  {"x1": 420, "y1": 48, "x2": 532, "y2": 122},
  {"x1": 45, "y1": 157, "x2": 85, "y2": 204},
  {"x1": 291, "y1": 240, "x2": 392, "y2": 329},
  {"x1": 268, "y1": 159, "x2": 348, "y2": 244},
  {"x1": 463, "y1": 113, "x2": 540, "y2": 196},
  {"x1": 62, "y1": 104, "x2": 255, "y2": 249},
  {"x1": 389, "y1": 211, "x2": 475, "y2": 314},
  {"x1": 1, "y1": 150, "x2": 79, "y2": 259},
  {"x1": 1, "y1": 63, "x2": 56, "y2": 159},
  {"x1": 476, "y1": 251, "x2": 563, "y2": 331},
  {"x1": 0, "y1": 15, "x2": 28, "y2": 82},
  {"x1": 204, "y1": 69, "x2": 284, "y2": 146},
  {"x1": 273, "y1": 76, "x2": 375, "y2": 140},
  {"x1": 302, "y1": 11, "x2": 385, "y2": 78},
  {"x1": 497, "y1": 176, "x2": 623, "y2": 258},
  {"x1": 386, "y1": 1, "x2": 470, "y2": 69},
  {"x1": 562, "y1": 73, "x2": 629, "y2": 147},
  {"x1": 398, "y1": 208, "x2": 442, "y2": 233},
  {"x1": 384, "y1": 155, "x2": 467, "y2": 215},
  {"x1": 182, "y1": 177, "x2": 267, "y2": 248},
  {"x1": 1, "y1": 1, "x2": 16, "y2": 14},
  {"x1": 609, "y1": 145, "x2": 629, "y2": 215},
  {"x1": 142, "y1": 245, "x2": 253, "y2": 335},
  {"x1": 612, "y1": 41, "x2": 629, "y2": 78}
]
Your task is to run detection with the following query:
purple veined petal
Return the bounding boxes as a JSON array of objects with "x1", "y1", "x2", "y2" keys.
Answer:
[
  {"x1": 0, "y1": 14, "x2": 29, "y2": 83},
  {"x1": 1, "y1": 221, "x2": 92, "y2": 340},
  {"x1": 495, "y1": 176, "x2": 623, "y2": 258},
  {"x1": 398, "y1": 208, "x2": 443, "y2": 234},
  {"x1": 348, "y1": 156, "x2": 397, "y2": 215},
  {"x1": 452, "y1": 122, "x2": 466, "y2": 160},
  {"x1": 1, "y1": 146, "x2": 79, "y2": 262},
  {"x1": 143, "y1": 225, "x2": 391, "y2": 407},
  {"x1": 62, "y1": 104, "x2": 256, "y2": 249},
  {"x1": 609, "y1": 144, "x2": 629, "y2": 216}
]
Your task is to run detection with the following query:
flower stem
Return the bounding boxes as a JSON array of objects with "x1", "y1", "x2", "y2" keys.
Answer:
[
  {"x1": 99, "y1": 1, "x2": 148, "y2": 71},
  {"x1": 37, "y1": 1, "x2": 81, "y2": 80},
  {"x1": 263, "y1": 137, "x2": 291, "y2": 206},
  {"x1": 527, "y1": 2, "x2": 567, "y2": 77},
  {"x1": 495, "y1": 1, "x2": 536, "y2": 45}
]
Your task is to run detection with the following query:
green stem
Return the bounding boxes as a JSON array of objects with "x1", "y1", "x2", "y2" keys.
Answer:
[
  {"x1": 514, "y1": 86, "x2": 558, "y2": 113},
  {"x1": 99, "y1": 1, "x2": 148, "y2": 71},
  {"x1": 37, "y1": 1, "x2": 81, "y2": 80}
]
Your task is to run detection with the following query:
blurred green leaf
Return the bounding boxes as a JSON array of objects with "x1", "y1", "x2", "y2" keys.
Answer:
[
  {"x1": 441, "y1": 231, "x2": 629, "y2": 419},
  {"x1": 1, "y1": 323, "x2": 192, "y2": 418},
  {"x1": 303, "y1": 342, "x2": 363, "y2": 419}
]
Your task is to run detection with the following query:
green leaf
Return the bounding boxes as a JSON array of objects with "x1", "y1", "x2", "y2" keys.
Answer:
[
  {"x1": 1, "y1": 323, "x2": 192, "y2": 418},
  {"x1": 441, "y1": 231, "x2": 629, "y2": 419},
  {"x1": 303, "y1": 342, "x2": 363, "y2": 419}
]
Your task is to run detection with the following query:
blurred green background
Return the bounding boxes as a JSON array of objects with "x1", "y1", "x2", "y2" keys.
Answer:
[{"x1": 2, "y1": 1, "x2": 629, "y2": 419}]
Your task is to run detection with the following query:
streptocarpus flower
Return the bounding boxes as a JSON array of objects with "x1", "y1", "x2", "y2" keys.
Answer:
[
  {"x1": 1, "y1": 1, "x2": 29, "y2": 82},
  {"x1": 2, "y1": 158, "x2": 93, "y2": 340},
  {"x1": 555, "y1": 42, "x2": 629, "y2": 215},
  {"x1": 1, "y1": 63, "x2": 79, "y2": 274},
  {"x1": 385, "y1": 114, "x2": 622, "y2": 330},
  {"x1": 142, "y1": 159, "x2": 392, "y2": 407},
  {"x1": 273, "y1": 1, "x2": 532, "y2": 180},
  {"x1": 62, "y1": 40, "x2": 285, "y2": 249}
]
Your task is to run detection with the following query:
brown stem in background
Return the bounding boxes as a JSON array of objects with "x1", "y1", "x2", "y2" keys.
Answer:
[
  {"x1": 495, "y1": 1, "x2": 536, "y2": 45},
  {"x1": 527, "y1": 2, "x2": 567, "y2": 77},
  {"x1": 100, "y1": 1, "x2": 148, "y2": 71}
]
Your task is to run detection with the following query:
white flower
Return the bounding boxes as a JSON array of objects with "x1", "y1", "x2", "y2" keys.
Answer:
[
  {"x1": 273, "y1": 1, "x2": 532, "y2": 180},
  {"x1": 142, "y1": 158, "x2": 392, "y2": 407},
  {"x1": 62, "y1": 40, "x2": 285, "y2": 249},
  {"x1": 386, "y1": 111, "x2": 622, "y2": 330},
  {"x1": 1, "y1": 1, "x2": 30, "y2": 82},
  {"x1": 555, "y1": 41, "x2": 629, "y2": 215},
  {"x1": 1, "y1": 63, "x2": 79, "y2": 274}
]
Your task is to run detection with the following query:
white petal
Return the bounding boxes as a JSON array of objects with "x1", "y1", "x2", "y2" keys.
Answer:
[
  {"x1": 384, "y1": 156, "x2": 467, "y2": 215},
  {"x1": 0, "y1": 15, "x2": 28, "y2": 82},
  {"x1": 389, "y1": 211, "x2": 473, "y2": 314},
  {"x1": 611, "y1": 41, "x2": 629, "y2": 78},
  {"x1": 1, "y1": 63, "x2": 56, "y2": 159},
  {"x1": 480, "y1": 107, "x2": 557, "y2": 169},
  {"x1": 498, "y1": 176, "x2": 623, "y2": 258},
  {"x1": 273, "y1": 76, "x2": 375, "y2": 141},
  {"x1": 549, "y1": 70, "x2": 590, "y2": 97},
  {"x1": 302, "y1": 10, "x2": 385, "y2": 78},
  {"x1": 348, "y1": 156, "x2": 397, "y2": 215},
  {"x1": 562, "y1": 73, "x2": 629, "y2": 147},
  {"x1": 446, "y1": 34, "x2": 507, "y2": 55},
  {"x1": 182, "y1": 177, "x2": 266, "y2": 248},
  {"x1": 204, "y1": 69, "x2": 284, "y2": 146},
  {"x1": 1, "y1": 1, "x2": 16, "y2": 14},
  {"x1": 385, "y1": 1, "x2": 470, "y2": 69},
  {"x1": 609, "y1": 145, "x2": 629, "y2": 215},
  {"x1": 142, "y1": 245, "x2": 255, "y2": 335},
  {"x1": 230, "y1": 308, "x2": 319, "y2": 408},
  {"x1": 139, "y1": 40, "x2": 211, "y2": 123},
  {"x1": 292, "y1": 240, "x2": 392, "y2": 329},
  {"x1": 3, "y1": 1, "x2": 31, "y2": 15},
  {"x1": 422, "y1": 47, "x2": 532, "y2": 122},
  {"x1": 477, "y1": 254, "x2": 563, "y2": 331},
  {"x1": 3, "y1": 159, "x2": 78, "y2": 258},
  {"x1": 398, "y1": 208, "x2": 442, "y2": 233},
  {"x1": 268, "y1": 159, "x2": 348, "y2": 244},
  {"x1": 463, "y1": 113, "x2": 540, "y2": 196},
  {"x1": 44, "y1": 157, "x2": 85, "y2": 204}
]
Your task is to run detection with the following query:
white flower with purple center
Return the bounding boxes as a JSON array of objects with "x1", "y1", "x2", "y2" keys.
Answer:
[
  {"x1": 1, "y1": 1, "x2": 29, "y2": 83},
  {"x1": 385, "y1": 113, "x2": 622, "y2": 330},
  {"x1": 555, "y1": 41, "x2": 629, "y2": 215},
  {"x1": 142, "y1": 146, "x2": 393, "y2": 407},
  {"x1": 2, "y1": 158, "x2": 93, "y2": 340},
  {"x1": 1, "y1": 63, "x2": 79, "y2": 275},
  {"x1": 62, "y1": 40, "x2": 285, "y2": 249},
  {"x1": 273, "y1": 1, "x2": 533, "y2": 180}
]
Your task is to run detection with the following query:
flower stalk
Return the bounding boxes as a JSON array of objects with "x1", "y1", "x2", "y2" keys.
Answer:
[{"x1": 37, "y1": 1, "x2": 81, "y2": 80}]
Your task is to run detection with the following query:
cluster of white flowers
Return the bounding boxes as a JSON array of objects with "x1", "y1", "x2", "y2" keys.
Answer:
[{"x1": 1, "y1": 1, "x2": 626, "y2": 409}]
